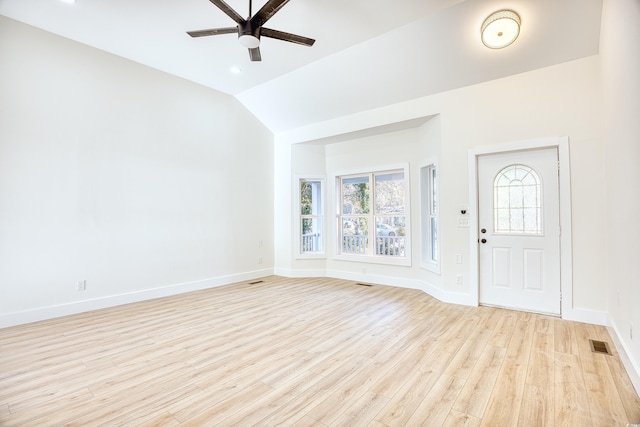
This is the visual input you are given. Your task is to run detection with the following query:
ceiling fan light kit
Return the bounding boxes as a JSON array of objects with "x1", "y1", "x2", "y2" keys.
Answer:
[
  {"x1": 239, "y1": 34, "x2": 260, "y2": 48},
  {"x1": 187, "y1": 0, "x2": 315, "y2": 61},
  {"x1": 481, "y1": 10, "x2": 521, "y2": 49}
]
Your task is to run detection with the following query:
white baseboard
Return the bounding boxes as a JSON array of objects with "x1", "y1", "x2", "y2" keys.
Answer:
[
  {"x1": 277, "y1": 268, "x2": 478, "y2": 307},
  {"x1": 607, "y1": 317, "x2": 640, "y2": 397},
  {"x1": 325, "y1": 269, "x2": 423, "y2": 291},
  {"x1": 277, "y1": 269, "x2": 608, "y2": 322},
  {"x1": 273, "y1": 268, "x2": 326, "y2": 278},
  {"x1": 0, "y1": 268, "x2": 274, "y2": 329}
]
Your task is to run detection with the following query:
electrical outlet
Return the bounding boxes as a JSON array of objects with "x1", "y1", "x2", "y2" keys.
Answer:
[
  {"x1": 258, "y1": 257, "x2": 263, "y2": 264},
  {"x1": 455, "y1": 275, "x2": 463, "y2": 285},
  {"x1": 455, "y1": 254, "x2": 462, "y2": 264},
  {"x1": 77, "y1": 280, "x2": 86, "y2": 291},
  {"x1": 258, "y1": 240, "x2": 263, "y2": 248}
]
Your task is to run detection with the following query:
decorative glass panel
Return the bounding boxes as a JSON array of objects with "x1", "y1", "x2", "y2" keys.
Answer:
[{"x1": 493, "y1": 164, "x2": 542, "y2": 234}]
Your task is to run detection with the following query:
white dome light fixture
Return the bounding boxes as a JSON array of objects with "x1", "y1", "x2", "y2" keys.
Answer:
[
  {"x1": 239, "y1": 35, "x2": 260, "y2": 49},
  {"x1": 481, "y1": 10, "x2": 521, "y2": 49}
]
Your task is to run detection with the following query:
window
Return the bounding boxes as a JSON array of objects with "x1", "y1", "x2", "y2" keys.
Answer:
[
  {"x1": 299, "y1": 178, "x2": 324, "y2": 255},
  {"x1": 337, "y1": 168, "x2": 408, "y2": 263},
  {"x1": 420, "y1": 162, "x2": 439, "y2": 272},
  {"x1": 493, "y1": 164, "x2": 542, "y2": 234}
]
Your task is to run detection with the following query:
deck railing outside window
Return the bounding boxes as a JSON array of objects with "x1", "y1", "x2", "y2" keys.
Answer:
[{"x1": 342, "y1": 235, "x2": 405, "y2": 257}]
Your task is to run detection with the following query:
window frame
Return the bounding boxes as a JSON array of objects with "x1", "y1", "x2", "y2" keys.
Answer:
[
  {"x1": 295, "y1": 175, "x2": 326, "y2": 259},
  {"x1": 334, "y1": 164, "x2": 411, "y2": 266},
  {"x1": 420, "y1": 159, "x2": 440, "y2": 273}
]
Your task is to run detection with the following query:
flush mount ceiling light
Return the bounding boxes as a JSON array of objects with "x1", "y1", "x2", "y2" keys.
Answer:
[{"x1": 481, "y1": 10, "x2": 521, "y2": 49}]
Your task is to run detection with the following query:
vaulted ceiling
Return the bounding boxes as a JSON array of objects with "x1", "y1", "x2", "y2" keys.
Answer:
[{"x1": 0, "y1": 0, "x2": 603, "y2": 132}]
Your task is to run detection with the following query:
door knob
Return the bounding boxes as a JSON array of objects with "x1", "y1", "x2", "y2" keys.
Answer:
[{"x1": 481, "y1": 238, "x2": 487, "y2": 244}]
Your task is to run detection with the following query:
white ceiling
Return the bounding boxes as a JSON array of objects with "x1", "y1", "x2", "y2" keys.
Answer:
[{"x1": 0, "y1": 0, "x2": 603, "y2": 133}]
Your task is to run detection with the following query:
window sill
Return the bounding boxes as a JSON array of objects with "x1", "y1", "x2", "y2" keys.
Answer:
[
  {"x1": 295, "y1": 252, "x2": 327, "y2": 260},
  {"x1": 334, "y1": 254, "x2": 411, "y2": 267}
]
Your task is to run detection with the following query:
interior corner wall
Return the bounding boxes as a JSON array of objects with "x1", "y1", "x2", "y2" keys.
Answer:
[
  {"x1": 600, "y1": 0, "x2": 640, "y2": 388},
  {"x1": 0, "y1": 17, "x2": 274, "y2": 327}
]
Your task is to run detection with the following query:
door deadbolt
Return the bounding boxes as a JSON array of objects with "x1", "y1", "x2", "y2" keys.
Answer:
[
  {"x1": 481, "y1": 238, "x2": 487, "y2": 244},
  {"x1": 481, "y1": 228, "x2": 487, "y2": 234}
]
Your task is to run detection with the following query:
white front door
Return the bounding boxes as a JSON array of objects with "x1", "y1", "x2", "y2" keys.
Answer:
[{"x1": 477, "y1": 147, "x2": 561, "y2": 315}]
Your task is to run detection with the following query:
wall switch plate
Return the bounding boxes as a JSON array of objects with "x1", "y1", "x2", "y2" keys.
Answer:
[{"x1": 77, "y1": 280, "x2": 86, "y2": 291}]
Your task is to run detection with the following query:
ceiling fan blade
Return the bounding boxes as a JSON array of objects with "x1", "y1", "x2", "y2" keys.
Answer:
[
  {"x1": 261, "y1": 27, "x2": 315, "y2": 46},
  {"x1": 249, "y1": 47, "x2": 262, "y2": 61},
  {"x1": 208, "y1": 0, "x2": 245, "y2": 24},
  {"x1": 187, "y1": 27, "x2": 238, "y2": 37},
  {"x1": 250, "y1": 0, "x2": 292, "y2": 28}
]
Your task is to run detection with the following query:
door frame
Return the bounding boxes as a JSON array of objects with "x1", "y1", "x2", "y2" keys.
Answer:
[{"x1": 468, "y1": 137, "x2": 572, "y2": 318}]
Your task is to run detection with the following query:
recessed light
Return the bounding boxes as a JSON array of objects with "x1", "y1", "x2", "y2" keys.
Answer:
[{"x1": 230, "y1": 66, "x2": 242, "y2": 74}]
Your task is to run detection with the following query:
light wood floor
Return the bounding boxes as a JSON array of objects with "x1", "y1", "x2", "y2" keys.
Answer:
[{"x1": 1, "y1": 276, "x2": 639, "y2": 426}]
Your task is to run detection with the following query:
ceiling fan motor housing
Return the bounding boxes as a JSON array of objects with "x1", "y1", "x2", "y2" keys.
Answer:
[{"x1": 238, "y1": 21, "x2": 261, "y2": 47}]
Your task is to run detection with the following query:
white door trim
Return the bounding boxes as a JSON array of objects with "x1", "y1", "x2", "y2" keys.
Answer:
[{"x1": 468, "y1": 137, "x2": 573, "y2": 318}]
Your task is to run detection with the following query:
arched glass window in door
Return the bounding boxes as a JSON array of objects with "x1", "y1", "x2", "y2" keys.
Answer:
[{"x1": 494, "y1": 164, "x2": 542, "y2": 234}]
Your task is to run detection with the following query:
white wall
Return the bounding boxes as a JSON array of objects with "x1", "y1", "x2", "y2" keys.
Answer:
[
  {"x1": 600, "y1": 0, "x2": 640, "y2": 391},
  {"x1": 0, "y1": 17, "x2": 274, "y2": 327},
  {"x1": 278, "y1": 55, "x2": 605, "y2": 317}
]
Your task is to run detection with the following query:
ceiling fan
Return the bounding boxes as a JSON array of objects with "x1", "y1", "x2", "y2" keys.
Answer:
[{"x1": 187, "y1": 0, "x2": 315, "y2": 61}]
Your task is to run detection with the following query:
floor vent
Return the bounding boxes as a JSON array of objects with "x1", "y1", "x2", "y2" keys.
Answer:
[
  {"x1": 248, "y1": 280, "x2": 264, "y2": 285},
  {"x1": 356, "y1": 283, "x2": 373, "y2": 287},
  {"x1": 589, "y1": 339, "x2": 612, "y2": 355}
]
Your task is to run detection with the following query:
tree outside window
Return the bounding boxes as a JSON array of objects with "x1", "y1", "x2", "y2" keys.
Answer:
[{"x1": 300, "y1": 179, "x2": 323, "y2": 254}]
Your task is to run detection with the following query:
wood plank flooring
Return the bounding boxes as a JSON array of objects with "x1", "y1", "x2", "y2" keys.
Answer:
[{"x1": 1, "y1": 276, "x2": 639, "y2": 426}]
